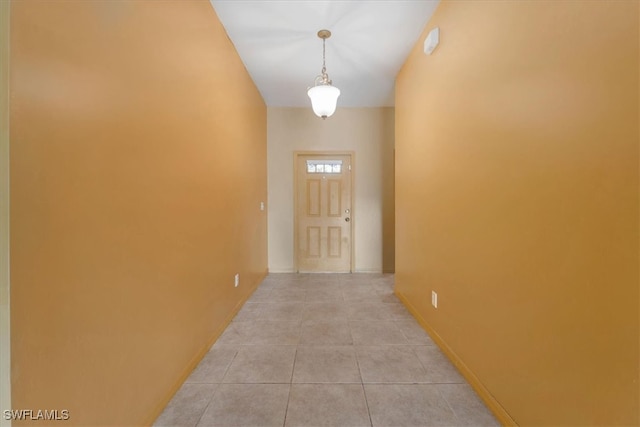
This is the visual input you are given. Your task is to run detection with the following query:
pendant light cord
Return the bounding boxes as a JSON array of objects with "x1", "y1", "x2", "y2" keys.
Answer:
[
  {"x1": 322, "y1": 37, "x2": 327, "y2": 76},
  {"x1": 313, "y1": 30, "x2": 332, "y2": 86},
  {"x1": 320, "y1": 37, "x2": 331, "y2": 85}
]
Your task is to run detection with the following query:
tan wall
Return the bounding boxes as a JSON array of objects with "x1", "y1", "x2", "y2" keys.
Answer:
[
  {"x1": 9, "y1": 1, "x2": 267, "y2": 425},
  {"x1": 1, "y1": 2, "x2": 11, "y2": 425},
  {"x1": 267, "y1": 107, "x2": 394, "y2": 273},
  {"x1": 395, "y1": 1, "x2": 639, "y2": 425}
]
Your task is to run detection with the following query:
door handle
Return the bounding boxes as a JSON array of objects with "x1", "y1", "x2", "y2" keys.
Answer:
[{"x1": 345, "y1": 217, "x2": 350, "y2": 222}]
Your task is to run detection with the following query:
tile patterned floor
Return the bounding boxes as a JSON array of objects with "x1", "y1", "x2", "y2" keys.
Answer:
[{"x1": 154, "y1": 274, "x2": 499, "y2": 427}]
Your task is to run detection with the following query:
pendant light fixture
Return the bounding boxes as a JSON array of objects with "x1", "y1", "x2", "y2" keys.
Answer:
[{"x1": 307, "y1": 30, "x2": 340, "y2": 119}]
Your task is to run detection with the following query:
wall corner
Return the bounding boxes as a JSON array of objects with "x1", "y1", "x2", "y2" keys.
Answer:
[{"x1": 0, "y1": 0, "x2": 11, "y2": 425}]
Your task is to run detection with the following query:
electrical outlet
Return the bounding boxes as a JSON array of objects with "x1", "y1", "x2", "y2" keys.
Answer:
[
  {"x1": 234, "y1": 273, "x2": 240, "y2": 288},
  {"x1": 431, "y1": 291, "x2": 438, "y2": 308},
  {"x1": 260, "y1": 202, "x2": 265, "y2": 211}
]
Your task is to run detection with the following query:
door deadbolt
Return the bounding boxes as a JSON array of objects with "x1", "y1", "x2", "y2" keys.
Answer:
[{"x1": 345, "y1": 217, "x2": 350, "y2": 222}]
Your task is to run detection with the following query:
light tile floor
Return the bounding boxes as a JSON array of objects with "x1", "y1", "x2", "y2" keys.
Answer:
[{"x1": 154, "y1": 274, "x2": 499, "y2": 427}]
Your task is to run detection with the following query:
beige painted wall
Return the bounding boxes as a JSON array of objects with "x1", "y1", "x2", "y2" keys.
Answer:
[
  {"x1": 0, "y1": 2, "x2": 10, "y2": 425},
  {"x1": 396, "y1": 0, "x2": 639, "y2": 425},
  {"x1": 267, "y1": 107, "x2": 394, "y2": 273},
  {"x1": 10, "y1": 1, "x2": 267, "y2": 425}
]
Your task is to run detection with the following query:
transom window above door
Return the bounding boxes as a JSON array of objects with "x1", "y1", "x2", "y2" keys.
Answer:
[{"x1": 306, "y1": 160, "x2": 342, "y2": 174}]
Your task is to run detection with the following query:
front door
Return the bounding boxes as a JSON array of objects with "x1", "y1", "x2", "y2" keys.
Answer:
[{"x1": 295, "y1": 153, "x2": 353, "y2": 272}]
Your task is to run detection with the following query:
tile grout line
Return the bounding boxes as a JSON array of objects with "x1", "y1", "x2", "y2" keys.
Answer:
[
  {"x1": 434, "y1": 382, "x2": 464, "y2": 425},
  {"x1": 193, "y1": 348, "x2": 239, "y2": 427},
  {"x1": 281, "y1": 300, "x2": 303, "y2": 427},
  {"x1": 352, "y1": 342, "x2": 374, "y2": 427},
  {"x1": 360, "y1": 382, "x2": 374, "y2": 427},
  {"x1": 282, "y1": 344, "x2": 298, "y2": 427}
]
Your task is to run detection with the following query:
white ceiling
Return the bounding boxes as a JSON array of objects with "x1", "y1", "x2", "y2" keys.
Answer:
[{"x1": 209, "y1": 1, "x2": 440, "y2": 107}]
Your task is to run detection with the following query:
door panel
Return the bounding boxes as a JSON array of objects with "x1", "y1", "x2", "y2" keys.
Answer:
[
  {"x1": 328, "y1": 227, "x2": 342, "y2": 258},
  {"x1": 307, "y1": 180, "x2": 321, "y2": 216},
  {"x1": 296, "y1": 154, "x2": 352, "y2": 272},
  {"x1": 307, "y1": 227, "x2": 321, "y2": 258},
  {"x1": 328, "y1": 180, "x2": 341, "y2": 217}
]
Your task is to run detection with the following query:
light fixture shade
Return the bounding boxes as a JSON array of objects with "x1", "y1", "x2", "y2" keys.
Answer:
[{"x1": 307, "y1": 85, "x2": 341, "y2": 118}]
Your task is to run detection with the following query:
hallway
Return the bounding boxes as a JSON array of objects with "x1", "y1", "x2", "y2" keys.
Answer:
[{"x1": 154, "y1": 274, "x2": 498, "y2": 427}]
